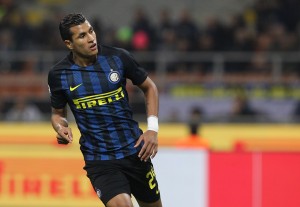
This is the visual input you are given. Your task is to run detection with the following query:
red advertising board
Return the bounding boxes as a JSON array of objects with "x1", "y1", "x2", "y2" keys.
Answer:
[{"x1": 209, "y1": 152, "x2": 300, "y2": 207}]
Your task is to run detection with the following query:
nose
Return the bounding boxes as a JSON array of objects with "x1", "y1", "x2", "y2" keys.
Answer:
[{"x1": 87, "y1": 33, "x2": 94, "y2": 42}]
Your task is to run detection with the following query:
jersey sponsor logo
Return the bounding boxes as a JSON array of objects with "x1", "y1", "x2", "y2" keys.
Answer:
[
  {"x1": 72, "y1": 87, "x2": 125, "y2": 109},
  {"x1": 70, "y1": 83, "x2": 83, "y2": 91},
  {"x1": 108, "y1": 70, "x2": 120, "y2": 83}
]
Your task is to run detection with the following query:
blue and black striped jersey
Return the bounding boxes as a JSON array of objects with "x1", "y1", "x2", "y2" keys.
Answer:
[{"x1": 48, "y1": 45, "x2": 148, "y2": 161}]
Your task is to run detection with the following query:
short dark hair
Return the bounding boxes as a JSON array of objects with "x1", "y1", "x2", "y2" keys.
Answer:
[{"x1": 59, "y1": 13, "x2": 86, "y2": 41}]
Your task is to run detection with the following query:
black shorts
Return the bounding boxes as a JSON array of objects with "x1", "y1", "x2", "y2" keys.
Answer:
[{"x1": 83, "y1": 153, "x2": 161, "y2": 205}]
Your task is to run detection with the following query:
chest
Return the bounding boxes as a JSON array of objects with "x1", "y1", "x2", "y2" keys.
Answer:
[{"x1": 63, "y1": 60, "x2": 125, "y2": 99}]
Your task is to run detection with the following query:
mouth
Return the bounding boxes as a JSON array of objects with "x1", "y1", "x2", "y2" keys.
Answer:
[{"x1": 90, "y1": 43, "x2": 97, "y2": 51}]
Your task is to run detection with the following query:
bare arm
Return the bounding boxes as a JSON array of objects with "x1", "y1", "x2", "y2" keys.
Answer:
[
  {"x1": 134, "y1": 77, "x2": 159, "y2": 161},
  {"x1": 138, "y1": 77, "x2": 159, "y2": 117},
  {"x1": 51, "y1": 107, "x2": 73, "y2": 144}
]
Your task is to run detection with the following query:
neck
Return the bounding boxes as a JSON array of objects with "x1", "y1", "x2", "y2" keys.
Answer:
[{"x1": 72, "y1": 53, "x2": 97, "y2": 67}]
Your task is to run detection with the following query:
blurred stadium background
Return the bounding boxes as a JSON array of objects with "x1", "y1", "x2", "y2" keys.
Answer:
[{"x1": 1, "y1": 0, "x2": 300, "y2": 206}]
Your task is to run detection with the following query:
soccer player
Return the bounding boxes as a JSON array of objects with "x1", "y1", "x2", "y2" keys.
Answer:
[{"x1": 48, "y1": 13, "x2": 162, "y2": 207}]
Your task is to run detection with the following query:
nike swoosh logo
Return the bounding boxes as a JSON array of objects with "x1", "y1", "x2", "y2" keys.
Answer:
[{"x1": 70, "y1": 83, "x2": 82, "y2": 91}]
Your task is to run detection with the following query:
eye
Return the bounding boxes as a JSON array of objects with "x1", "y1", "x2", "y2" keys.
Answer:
[
  {"x1": 89, "y1": 28, "x2": 94, "y2": 33},
  {"x1": 79, "y1": 34, "x2": 85, "y2": 38}
]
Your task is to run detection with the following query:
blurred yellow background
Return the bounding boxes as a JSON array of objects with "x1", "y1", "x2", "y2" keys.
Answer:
[
  {"x1": 1, "y1": 122, "x2": 300, "y2": 151},
  {"x1": 1, "y1": 122, "x2": 300, "y2": 207}
]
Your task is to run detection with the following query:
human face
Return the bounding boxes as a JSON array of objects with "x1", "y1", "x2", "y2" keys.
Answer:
[{"x1": 66, "y1": 21, "x2": 98, "y2": 58}]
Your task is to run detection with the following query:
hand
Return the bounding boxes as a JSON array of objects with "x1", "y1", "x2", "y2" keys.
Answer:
[
  {"x1": 56, "y1": 126, "x2": 73, "y2": 144},
  {"x1": 134, "y1": 130, "x2": 158, "y2": 161}
]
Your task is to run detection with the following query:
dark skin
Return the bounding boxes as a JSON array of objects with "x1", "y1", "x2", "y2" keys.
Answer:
[{"x1": 51, "y1": 20, "x2": 162, "y2": 207}]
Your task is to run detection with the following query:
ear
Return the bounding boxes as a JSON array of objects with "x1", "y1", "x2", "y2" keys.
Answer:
[{"x1": 64, "y1": 40, "x2": 73, "y2": 50}]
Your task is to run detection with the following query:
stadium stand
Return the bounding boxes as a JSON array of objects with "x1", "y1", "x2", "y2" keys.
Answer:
[{"x1": 0, "y1": 0, "x2": 300, "y2": 122}]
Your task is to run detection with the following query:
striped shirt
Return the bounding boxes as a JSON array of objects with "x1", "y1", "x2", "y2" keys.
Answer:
[{"x1": 48, "y1": 45, "x2": 148, "y2": 160}]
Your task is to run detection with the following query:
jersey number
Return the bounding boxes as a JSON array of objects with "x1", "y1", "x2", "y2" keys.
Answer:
[{"x1": 146, "y1": 167, "x2": 159, "y2": 194}]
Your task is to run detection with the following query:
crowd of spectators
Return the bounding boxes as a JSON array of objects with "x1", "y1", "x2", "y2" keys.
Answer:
[
  {"x1": 0, "y1": 0, "x2": 300, "y2": 76},
  {"x1": 1, "y1": 0, "x2": 300, "y2": 122},
  {"x1": 2, "y1": 0, "x2": 300, "y2": 51}
]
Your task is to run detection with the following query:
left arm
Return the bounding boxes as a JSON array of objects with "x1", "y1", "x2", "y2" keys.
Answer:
[
  {"x1": 134, "y1": 77, "x2": 159, "y2": 161},
  {"x1": 139, "y1": 77, "x2": 159, "y2": 118}
]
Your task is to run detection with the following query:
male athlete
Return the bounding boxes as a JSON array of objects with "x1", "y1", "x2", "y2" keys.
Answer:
[{"x1": 48, "y1": 13, "x2": 162, "y2": 207}]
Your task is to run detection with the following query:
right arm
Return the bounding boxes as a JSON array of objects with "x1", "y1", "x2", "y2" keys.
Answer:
[
  {"x1": 51, "y1": 107, "x2": 73, "y2": 144},
  {"x1": 48, "y1": 69, "x2": 72, "y2": 144}
]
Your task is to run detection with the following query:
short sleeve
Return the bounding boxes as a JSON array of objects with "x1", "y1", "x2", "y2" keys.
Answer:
[
  {"x1": 48, "y1": 69, "x2": 68, "y2": 109},
  {"x1": 120, "y1": 49, "x2": 148, "y2": 85}
]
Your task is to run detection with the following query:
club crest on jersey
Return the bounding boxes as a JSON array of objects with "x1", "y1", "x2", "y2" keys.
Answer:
[{"x1": 108, "y1": 69, "x2": 120, "y2": 83}]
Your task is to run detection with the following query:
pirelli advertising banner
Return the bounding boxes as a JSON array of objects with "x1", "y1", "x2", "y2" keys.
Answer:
[
  {"x1": 2, "y1": 123, "x2": 300, "y2": 207},
  {"x1": 0, "y1": 151, "x2": 101, "y2": 206},
  {"x1": 0, "y1": 148, "x2": 208, "y2": 207},
  {"x1": 0, "y1": 123, "x2": 101, "y2": 207},
  {"x1": 0, "y1": 123, "x2": 208, "y2": 207}
]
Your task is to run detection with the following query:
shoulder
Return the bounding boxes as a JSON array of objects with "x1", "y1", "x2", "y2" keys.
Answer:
[
  {"x1": 100, "y1": 45, "x2": 131, "y2": 58},
  {"x1": 48, "y1": 55, "x2": 71, "y2": 85},
  {"x1": 49, "y1": 55, "x2": 71, "y2": 75},
  {"x1": 53, "y1": 55, "x2": 71, "y2": 70}
]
